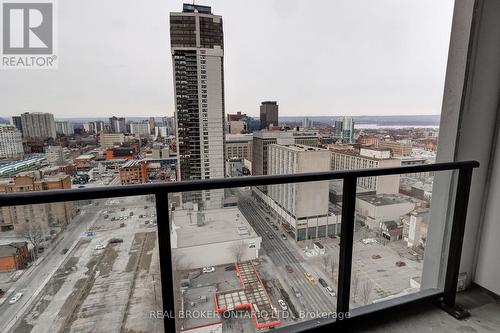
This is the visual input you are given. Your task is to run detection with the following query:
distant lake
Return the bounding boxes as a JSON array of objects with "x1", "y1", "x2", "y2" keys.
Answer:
[{"x1": 355, "y1": 124, "x2": 439, "y2": 129}]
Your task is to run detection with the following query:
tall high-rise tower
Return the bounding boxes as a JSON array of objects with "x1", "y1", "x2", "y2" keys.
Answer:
[
  {"x1": 260, "y1": 101, "x2": 279, "y2": 130},
  {"x1": 170, "y1": 3, "x2": 225, "y2": 207}
]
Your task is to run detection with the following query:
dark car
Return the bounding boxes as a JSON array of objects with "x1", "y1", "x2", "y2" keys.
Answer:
[
  {"x1": 121, "y1": 208, "x2": 125, "y2": 211},
  {"x1": 62, "y1": 248, "x2": 69, "y2": 255},
  {"x1": 318, "y1": 278, "x2": 328, "y2": 288},
  {"x1": 109, "y1": 238, "x2": 124, "y2": 244},
  {"x1": 285, "y1": 265, "x2": 294, "y2": 273},
  {"x1": 268, "y1": 234, "x2": 275, "y2": 239},
  {"x1": 281, "y1": 234, "x2": 287, "y2": 240},
  {"x1": 395, "y1": 261, "x2": 406, "y2": 267},
  {"x1": 120, "y1": 223, "x2": 125, "y2": 228},
  {"x1": 273, "y1": 225, "x2": 279, "y2": 231}
]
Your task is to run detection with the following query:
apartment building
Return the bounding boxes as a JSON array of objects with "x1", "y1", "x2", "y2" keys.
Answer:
[
  {"x1": 20, "y1": 112, "x2": 56, "y2": 140},
  {"x1": 0, "y1": 124, "x2": 24, "y2": 160},
  {"x1": 55, "y1": 121, "x2": 74, "y2": 136}
]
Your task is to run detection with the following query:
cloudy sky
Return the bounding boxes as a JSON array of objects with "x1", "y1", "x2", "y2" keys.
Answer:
[{"x1": 0, "y1": 0, "x2": 454, "y2": 118}]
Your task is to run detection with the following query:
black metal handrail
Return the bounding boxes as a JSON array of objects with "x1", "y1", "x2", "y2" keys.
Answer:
[{"x1": 0, "y1": 160, "x2": 479, "y2": 332}]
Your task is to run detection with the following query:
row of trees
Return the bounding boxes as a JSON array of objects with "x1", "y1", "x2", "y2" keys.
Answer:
[{"x1": 321, "y1": 254, "x2": 373, "y2": 305}]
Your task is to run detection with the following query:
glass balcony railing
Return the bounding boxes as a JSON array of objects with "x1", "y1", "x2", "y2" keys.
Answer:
[{"x1": 0, "y1": 161, "x2": 478, "y2": 333}]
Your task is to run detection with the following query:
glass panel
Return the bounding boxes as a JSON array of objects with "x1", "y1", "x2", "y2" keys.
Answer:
[
  {"x1": 350, "y1": 170, "x2": 455, "y2": 308},
  {"x1": 169, "y1": 181, "x2": 343, "y2": 331},
  {"x1": 0, "y1": 196, "x2": 163, "y2": 333}
]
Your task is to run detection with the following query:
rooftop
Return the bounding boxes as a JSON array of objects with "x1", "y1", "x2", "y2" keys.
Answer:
[
  {"x1": 172, "y1": 207, "x2": 258, "y2": 248},
  {"x1": 357, "y1": 193, "x2": 414, "y2": 206}
]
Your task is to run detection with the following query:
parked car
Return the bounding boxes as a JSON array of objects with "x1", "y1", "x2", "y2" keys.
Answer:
[
  {"x1": 62, "y1": 248, "x2": 69, "y2": 255},
  {"x1": 9, "y1": 292, "x2": 23, "y2": 304},
  {"x1": 120, "y1": 223, "x2": 125, "y2": 228},
  {"x1": 0, "y1": 289, "x2": 5, "y2": 298},
  {"x1": 104, "y1": 214, "x2": 109, "y2": 219},
  {"x1": 372, "y1": 254, "x2": 382, "y2": 260},
  {"x1": 95, "y1": 244, "x2": 106, "y2": 250},
  {"x1": 108, "y1": 238, "x2": 123, "y2": 244},
  {"x1": 273, "y1": 225, "x2": 279, "y2": 231},
  {"x1": 129, "y1": 211, "x2": 133, "y2": 216},
  {"x1": 121, "y1": 208, "x2": 125, "y2": 211},
  {"x1": 318, "y1": 278, "x2": 328, "y2": 288},
  {"x1": 292, "y1": 286, "x2": 302, "y2": 298},
  {"x1": 202, "y1": 266, "x2": 215, "y2": 273},
  {"x1": 304, "y1": 272, "x2": 315, "y2": 283},
  {"x1": 278, "y1": 299, "x2": 288, "y2": 311},
  {"x1": 268, "y1": 234, "x2": 274, "y2": 239},
  {"x1": 326, "y1": 286, "x2": 336, "y2": 297},
  {"x1": 281, "y1": 234, "x2": 287, "y2": 240},
  {"x1": 144, "y1": 205, "x2": 148, "y2": 209},
  {"x1": 395, "y1": 261, "x2": 406, "y2": 267},
  {"x1": 111, "y1": 217, "x2": 116, "y2": 221},
  {"x1": 285, "y1": 265, "x2": 294, "y2": 273}
]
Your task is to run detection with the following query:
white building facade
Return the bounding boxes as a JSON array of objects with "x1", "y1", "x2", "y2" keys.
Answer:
[{"x1": 0, "y1": 125, "x2": 24, "y2": 160}]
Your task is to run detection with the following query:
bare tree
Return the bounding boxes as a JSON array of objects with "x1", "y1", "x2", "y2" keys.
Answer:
[
  {"x1": 321, "y1": 255, "x2": 329, "y2": 272},
  {"x1": 230, "y1": 241, "x2": 246, "y2": 263},
  {"x1": 329, "y1": 255, "x2": 337, "y2": 281},
  {"x1": 351, "y1": 271, "x2": 360, "y2": 302},
  {"x1": 19, "y1": 225, "x2": 44, "y2": 259},
  {"x1": 361, "y1": 280, "x2": 374, "y2": 305}
]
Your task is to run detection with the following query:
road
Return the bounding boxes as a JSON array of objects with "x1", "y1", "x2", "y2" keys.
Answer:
[
  {"x1": 0, "y1": 202, "x2": 102, "y2": 333},
  {"x1": 236, "y1": 189, "x2": 336, "y2": 316}
]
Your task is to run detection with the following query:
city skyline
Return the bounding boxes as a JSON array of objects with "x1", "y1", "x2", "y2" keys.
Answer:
[{"x1": 0, "y1": 0, "x2": 453, "y2": 118}]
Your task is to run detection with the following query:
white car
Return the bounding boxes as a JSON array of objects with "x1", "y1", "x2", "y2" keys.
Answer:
[
  {"x1": 95, "y1": 244, "x2": 106, "y2": 250},
  {"x1": 278, "y1": 299, "x2": 288, "y2": 311},
  {"x1": 9, "y1": 292, "x2": 23, "y2": 304},
  {"x1": 326, "y1": 286, "x2": 336, "y2": 297},
  {"x1": 202, "y1": 266, "x2": 215, "y2": 273}
]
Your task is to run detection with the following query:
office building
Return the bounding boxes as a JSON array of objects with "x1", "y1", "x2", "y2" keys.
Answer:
[
  {"x1": 0, "y1": 125, "x2": 24, "y2": 160},
  {"x1": 378, "y1": 140, "x2": 413, "y2": 156},
  {"x1": 170, "y1": 3, "x2": 225, "y2": 207},
  {"x1": 99, "y1": 133, "x2": 129, "y2": 149},
  {"x1": 55, "y1": 121, "x2": 74, "y2": 136},
  {"x1": 20, "y1": 112, "x2": 56, "y2": 140},
  {"x1": 256, "y1": 144, "x2": 339, "y2": 241},
  {"x1": 252, "y1": 130, "x2": 320, "y2": 176},
  {"x1": 109, "y1": 116, "x2": 127, "y2": 133},
  {"x1": 260, "y1": 101, "x2": 279, "y2": 130},
  {"x1": 226, "y1": 134, "x2": 253, "y2": 162},
  {"x1": 330, "y1": 147, "x2": 401, "y2": 193},
  {"x1": 335, "y1": 116, "x2": 354, "y2": 143}
]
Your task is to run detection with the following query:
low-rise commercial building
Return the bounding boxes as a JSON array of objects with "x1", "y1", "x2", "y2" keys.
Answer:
[
  {"x1": 225, "y1": 134, "x2": 253, "y2": 162},
  {"x1": 0, "y1": 174, "x2": 76, "y2": 232},
  {"x1": 171, "y1": 206, "x2": 261, "y2": 269},
  {"x1": 0, "y1": 242, "x2": 30, "y2": 271},
  {"x1": 356, "y1": 193, "x2": 417, "y2": 231},
  {"x1": 119, "y1": 160, "x2": 148, "y2": 185}
]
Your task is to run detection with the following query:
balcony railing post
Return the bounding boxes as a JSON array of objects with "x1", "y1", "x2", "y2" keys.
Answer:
[
  {"x1": 336, "y1": 175, "x2": 357, "y2": 317},
  {"x1": 441, "y1": 167, "x2": 473, "y2": 319},
  {"x1": 154, "y1": 192, "x2": 177, "y2": 332}
]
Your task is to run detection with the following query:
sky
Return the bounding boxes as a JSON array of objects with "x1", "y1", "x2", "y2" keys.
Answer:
[{"x1": 0, "y1": 0, "x2": 455, "y2": 119}]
